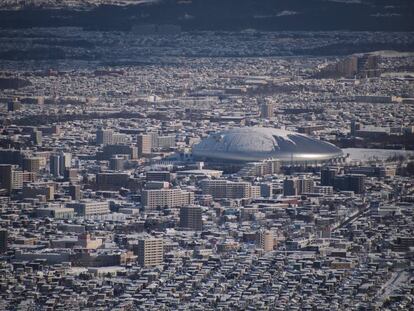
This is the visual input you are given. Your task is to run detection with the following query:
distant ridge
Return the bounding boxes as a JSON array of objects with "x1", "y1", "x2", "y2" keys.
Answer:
[{"x1": 0, "y1": 0, "x2": 413, "y2": 31}]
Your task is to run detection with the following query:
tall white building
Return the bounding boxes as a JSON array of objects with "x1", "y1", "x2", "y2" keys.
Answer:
[
  {"x1": 66, "y1": 201, "x2": 109, "y2": 217},
  {"x1": 200, "y1": 179, "x2": 253, "y2": 199},
  {"x1": 137, "y1": 238, "x2": 164, "y2": 267},
  {"x1": 256, "y1": 230, "x2": 274, "y2": 252},
  {"x1": 141, "y1": 188, "x2": 194, "y2": 209}
]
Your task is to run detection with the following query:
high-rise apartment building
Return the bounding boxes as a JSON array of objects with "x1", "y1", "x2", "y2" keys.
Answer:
[
  {"x1": 31, "y1": 130, "x2": 42, "y2": 146},
  {"x1": 11, "y1": 170, "x2": 23, "y2": 191},
  {"x1": 297, "y1": 178, "x2": 314, "y2": 194},
  {"x1": 256, "y1": 230, "x2": 274, "y2": 252},
  {"x1": 200, "y1": 179, "x2": 252, "y2": 199},
  {"x1": 66, "y1": 201, "x2": 109, "y2": 217},
  {"x1": 0, "y1": 164, "x2": 22, "y2": 195},
  {"x1": 283, "y1": 177, "x2": 314, "y2": 196},
  {"x1": 23, "y1": 157, "x2": 43, "y2": 173},
  {"x1": 180, "y1": 206, "x2": 203, "y2": 231},
  {"x1": 141, "y1": 188, "x2": 194, "y2": 209},
  {"x1": 137, "y1": 238, "x2": 164, "y2": 267},
  {"x1": 137, "y1": 134, "x2": 152, "y2": 156},
  {"x1": 96, "y1": 129, "x2": 113, "y2": 145},
  {"x1": 260, "y1": 102, "x2": 274, "y2": 118},
  {"x1": 0, "y1": 229, "x2": 8, "y2": 253}
]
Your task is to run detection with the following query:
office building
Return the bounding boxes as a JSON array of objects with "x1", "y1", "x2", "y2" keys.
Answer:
[
  {"x1": 141, "y1": 188, "x2": 194, "y2": 209},
  {"x1": 334, "y1": 174, "x2": 366, "y2": 194},
  {"x1": 137, "y1": 238, "x2": 164, "y2": 267},
  {"x1": 109, "y1": 156, "x2": 125, "y2": 171},
  {"x1": 69, "y1": 184, "x2": 81, "y2": 200},
  {"x1": 321, "y1": 167, "x2": 337, "y2": 186},
  {"x1": 180, "y1": 206, "x2": 203, "y2": 231}
]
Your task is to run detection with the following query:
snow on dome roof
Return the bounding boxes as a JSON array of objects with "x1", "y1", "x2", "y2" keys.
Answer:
[{"x1": 192, "y1": 127, "x2": 343, "y2": 162}]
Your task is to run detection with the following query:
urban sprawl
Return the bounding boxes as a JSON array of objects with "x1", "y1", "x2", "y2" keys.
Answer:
[{"x1": 0, "y1": 29, "x2": 413, "y2": 311}]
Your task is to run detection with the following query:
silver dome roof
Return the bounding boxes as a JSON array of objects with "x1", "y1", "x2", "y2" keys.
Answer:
[{"x1": 192, "y1": 127, "x2": 343, "y2": 162}]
